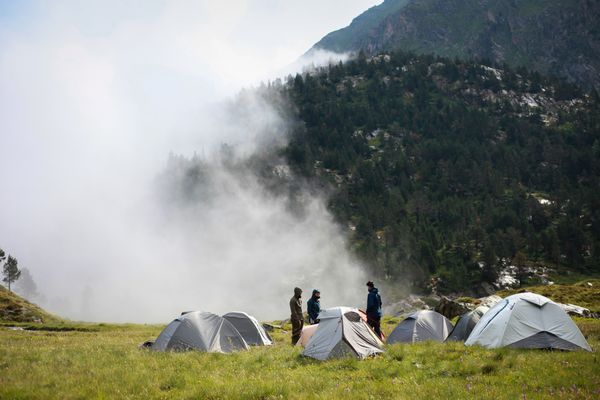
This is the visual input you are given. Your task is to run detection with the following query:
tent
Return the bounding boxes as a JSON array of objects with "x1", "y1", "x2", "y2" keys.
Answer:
[
  {"x1": 357, "y1": 309, "x2": 368, "y2": 323},
  {"x1": 465, "y1": 292, "x2": 592, "y2": 351},
  {"x1": 387, "y1": 310, "x2": 453, "y2": 343},
  {"x1": 296, "y1": 324, "x2": 319, "y2": 347},
  {"x1": 446, "y1": 305, "x2": 489, "y2": 342},
  {"x1": 222, "y1": 311, "x2": 272, "y2": 346},
  {"x1": 153, "y1": 311, "x2": 249, "y2": 353},
  {"x1": 302, "y1": 307, "x2": 384, "y2": 360}
]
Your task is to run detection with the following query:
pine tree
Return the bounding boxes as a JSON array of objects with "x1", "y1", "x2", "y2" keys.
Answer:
[
  {"x1": 2, "y1": 256, "x2": 21, "y2": 292},
  {"x1": 481, "y1": 243, "x2": 498, "y2": 284}
]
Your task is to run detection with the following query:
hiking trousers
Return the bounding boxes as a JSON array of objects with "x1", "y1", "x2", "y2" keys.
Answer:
[
  {"x1": 291, "y1": 318, "x2": 304, "y2": 345},
  {"x1": 367, "y1": 315, "x2": 383, "y2": 339}
]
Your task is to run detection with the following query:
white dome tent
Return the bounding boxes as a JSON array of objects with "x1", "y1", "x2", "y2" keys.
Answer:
[
  {"x1": 152, "y1": 311, "x2": 249, "y2": 353},
  {"x1": 302, "y1": 307, "x2": 384, "y2": 360},
  {"x1": 465, "y1": 292, "x2": 592, "y2": 351}
]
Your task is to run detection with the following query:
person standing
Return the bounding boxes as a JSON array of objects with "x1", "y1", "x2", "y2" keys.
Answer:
[
  {"x1": 306, "y1": 289, "x2": 321, "y2": 324},
  {"x1": 289, "y1": 287, "x2": 303, "y2": 345},
  {"x1": 366, "y1": 281, "x2": 383, "y2": 339}
]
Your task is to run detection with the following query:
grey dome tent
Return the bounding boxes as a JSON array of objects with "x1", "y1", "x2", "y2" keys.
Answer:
[
  {"x1": 387, "y1": 310, "x2": 453, "y2": 343},
  {"x1": 152, "y1": 311, "x2": 249, "y2": 353},
  {"x1": 446, "y1": 305, "x2": 489, "y2": 342},
  {"x1": 465, "y1": 292, "x2": 592, "y2": 351},
  {"x1": 222, "y1": 311, "x2": 272, "y2": 346},
  {"x1": 302, "y1": 307, "x2": 384, "y2": 360}
]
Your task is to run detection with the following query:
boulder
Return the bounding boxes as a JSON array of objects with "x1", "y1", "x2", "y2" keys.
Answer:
[
  {"x1": 558, "y1": 303, "x2": 592, "y2": 318},
  {"x1": 434, "y1": 296, "x2": 471, "y2": 320},
  {"x1": 383, "y1": 295, "x2": 430, "y2": 317},
  {"x1": 478, "y1": 295, "x2": 502, "y2": 309},
  {"x1": 474, "y1": 282, "x2": 497, "y2": 297}
]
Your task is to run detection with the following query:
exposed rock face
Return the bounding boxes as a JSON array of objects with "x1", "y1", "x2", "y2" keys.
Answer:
[
  {"x1": 476, "y1": 282, "x2": 497, "y2": 297},
  {"x1": 385, "y1": 294, "x2": 502, "y2": 318},
  {"x1": 479, "y1": 295, "x2": 503, "y2": 309},
  {"x1": 383, "y1": 294, "x2": 436, "y2": 317},
  {"x1": 434, "y1": 295, "x2": 502, "y2": 319},
  {"x1": 312, "y1": 0, "x2": 600, "y2": 89},
  {"x1": 435, "y1": 296, "x2": 470, "y2": 320}
]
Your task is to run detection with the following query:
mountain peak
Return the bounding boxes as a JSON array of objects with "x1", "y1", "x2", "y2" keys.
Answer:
[{"x1": 310, "y1": 0, "x2": 600, "y2": 89}]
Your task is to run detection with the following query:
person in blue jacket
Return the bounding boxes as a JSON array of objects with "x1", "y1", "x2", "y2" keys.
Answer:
[
  {"x1": 366, "y1": 281, "x2": 383, "y2": 339},
  {"x1": 307, "y1": 289, "x2": 321, "y2": 324}
]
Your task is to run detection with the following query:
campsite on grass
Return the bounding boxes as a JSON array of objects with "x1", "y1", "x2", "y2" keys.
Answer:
[
  {"x1": 1, "y1": 284, "x2": 599, "y2": 399},
  {"x1": 1, "y1": 280, "x2": 600, "y2": 398},
  {"x1": 147, "y1": 292, "x2": 593, "y2": 357},
  {"x1": 3, "y1": 1, "x2": 600, "y2": 398}
]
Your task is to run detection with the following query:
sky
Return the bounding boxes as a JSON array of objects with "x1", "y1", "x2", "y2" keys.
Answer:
[
  {"x1": 0, "y1": 1, "x2": 382, "y2": 322},
  {"x1": 0, "y1": 1, "x2": 379, "y2": 93}
]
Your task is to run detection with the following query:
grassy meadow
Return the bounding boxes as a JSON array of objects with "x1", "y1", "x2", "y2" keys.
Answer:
[{"x1": 1, "y1": 316, "x2": 599, "y2": 399}]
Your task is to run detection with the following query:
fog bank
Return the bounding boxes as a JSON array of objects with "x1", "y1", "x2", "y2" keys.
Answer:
[{"x1": 0, "y1": 1, "x2": 376, "y2": 322}]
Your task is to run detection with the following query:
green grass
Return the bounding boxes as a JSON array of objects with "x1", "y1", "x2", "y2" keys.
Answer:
[
  {"x1": 1, "y1": 284, "x2": 599, "y2": 398},
  {"x1": 549, "y1": 273, "x2": 600, "y2": 286},
  {"x1": 0, "y1": 317, "x2": 599, "y2": 399}
]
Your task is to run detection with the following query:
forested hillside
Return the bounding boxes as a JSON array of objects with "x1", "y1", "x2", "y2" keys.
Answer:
[
  {"x1": 312, "y1": 0, "x2": 600, "y2": 90},
  {"x1": 280, "y1": 51, "x2": 600, "y2": 293}
]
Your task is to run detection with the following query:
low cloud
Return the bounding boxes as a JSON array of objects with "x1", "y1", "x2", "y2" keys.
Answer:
[{"x1": 0, "y1": 1, "x2": 371, "y2": 323}]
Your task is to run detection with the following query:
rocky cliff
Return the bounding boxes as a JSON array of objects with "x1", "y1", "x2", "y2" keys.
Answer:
[{"x1": 312, "y1": 0, "x2": 600, "y2": 89}]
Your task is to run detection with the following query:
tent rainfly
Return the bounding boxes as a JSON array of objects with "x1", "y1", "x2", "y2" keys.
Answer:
[
  {"x1": 222, "y1": 311, "x2": 273, "y2": 346},
  {"x1": 445, "y1": 305, "x2": 489, "y2": 342},
  {"x1": 152, "y1": 311, "x2": 249, "y2": 353},
  {"x1": 465, "y1": 292, "x2": 592, "y2": 351},
  {"x1": 296, "y1": 324, "x2": 319, "y2": 347},
  {"x1": 302, "y1": 307, "x2": 384, "y2": 360},
  {"x1": 387, "y1": 310, "x2": 453, "y2": 343}
]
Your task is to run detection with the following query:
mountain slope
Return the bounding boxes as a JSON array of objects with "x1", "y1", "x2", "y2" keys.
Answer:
[
  {"x1": 312, "y1": 0, "x2": 600, "y2": 89},
  {"x1": 0, "y1": 285, "x2": 60, "y2": 323},
  {"x1": 281, "y1": 51, "x2": 600, "y2": 293},
  {"x1": 312, "y1": 0, "x2": 411, "y2": 53}
]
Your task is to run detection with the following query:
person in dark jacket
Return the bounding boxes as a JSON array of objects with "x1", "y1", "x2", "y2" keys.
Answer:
[
  {"x1": 306, "y1": 289, "x2": 321, "y2": 324},
  {"x1": 289, "y1": 287, "x2": 303, "y2": 345},
  {"x1": 366, "y1": 281, "x2": 383, "y2": 339}
]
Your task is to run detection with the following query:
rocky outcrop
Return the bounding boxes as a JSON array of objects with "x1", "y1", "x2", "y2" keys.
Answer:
[
  {"x1": 435, "y1": 295, "x2": 502, "y2": 319},
  {"x1": 0, "y1": 285, "x2": 59, "y2": 323},
  {"x1": 479, "y1": 295, "x2": 502, "y2": 309},
  {"x1": 434, "y1": 296, "x2": 471, "y2": 320},
  {"x1": 383, "y1": 294, "x2": 439, "y2": 317},
  {"x1": 558, "y1": 303, "x2": 592, "y2": 318},
  {"x1": 385, "y1": 294, "x2": 502, "y2": 318}
]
